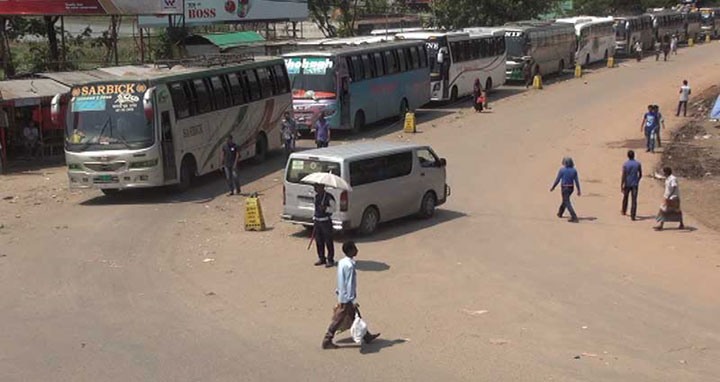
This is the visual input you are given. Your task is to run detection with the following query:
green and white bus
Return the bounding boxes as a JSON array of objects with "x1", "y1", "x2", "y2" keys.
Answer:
[{"x1": 51, "y1": 57, "x2": 292, "y2": 194}]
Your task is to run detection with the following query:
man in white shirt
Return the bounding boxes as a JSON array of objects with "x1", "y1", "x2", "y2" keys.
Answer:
[
  {"x1": 677, "y1": 80, "x2": 691, "y2": 117},
  {"x1": 322, "y1": 241, "x2": 380, "y2": 349}
]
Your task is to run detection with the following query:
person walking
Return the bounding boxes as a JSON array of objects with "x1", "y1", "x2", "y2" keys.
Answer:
[
  {"x1": 670, "y1": 34, "x2": 678, "y2": 55},
  {"x1": 654, "y1": 40, "x2": 661, "y2": 61},
  {"x1": 641, "y1": 104, "x2": 659, "y2": 153},
  {"x1": 662, "y1": 38, "x2": 670, "y2": 61},
  {"x1": 472, "y1": 78, "x2": 483, "y2": 112},
  {"x1": 220, "y1": 135, "x2": 242, "y2": 196},
  {"x1": 524, "y1": 58, "x2": 535, "y2": 89},
  {"x1": 654, "y1": 167, "x2": 684, "y2": 230},
  {"x1": 313, "y1": 183, "x2": 335, "y2": 267},
  {"x1": 281, "y1": 111, "x2": 298, "y2": 158},
  {"x1": 314, "y1": 113, "x2": 331, "y2": 148},
  {"x1": 634, "y1": 40, "x2": 643, "y2": 62},
  {"x1": 621, "y1": 150, "x2": 642, "y2": 221},
  {"x1": 322, "y1": 241, "x2": 380, "y2": 349},
  {"x1": 677, "y1": 80, "x2": 691, "y2": 117},
  {"x1": 550, "y1": 157, "x2": 581, "y2": 223},
  {"x1": 654, "y1": 105, "x2": 665, "y2": 148}
]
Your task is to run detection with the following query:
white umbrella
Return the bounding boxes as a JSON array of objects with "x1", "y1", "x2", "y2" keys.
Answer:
[{"x1": 301, "y1": 172, "x2": 352, "y2": 191}]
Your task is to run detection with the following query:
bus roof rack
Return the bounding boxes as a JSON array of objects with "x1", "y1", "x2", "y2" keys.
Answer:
[{"x1": 153, "y1": 53, "x2": 255, "y2": 69}]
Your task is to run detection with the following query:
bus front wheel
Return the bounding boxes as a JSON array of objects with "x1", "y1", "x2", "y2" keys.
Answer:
[
  {"x1": 176, "y1": 158, "x2": 194, "y2": 192},
  {"x1": 558, "y1": 59, "x2": 565, "y2": 73},
  {"x1": 352, "y1": 110, "x2": 365, "y2": 134},
  {"x1": 450, "y1": 86, "x2": 458, "y2": 103},
  {"x1": 398, "y1": 98, "x2": 409, "y2": 121}
]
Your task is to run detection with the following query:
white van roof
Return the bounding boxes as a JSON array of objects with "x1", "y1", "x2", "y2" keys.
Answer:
[{"x1": 291, "y1": 141, "x2": 425, "y2": 162}]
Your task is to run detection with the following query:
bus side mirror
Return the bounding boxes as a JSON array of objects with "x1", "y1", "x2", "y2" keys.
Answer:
[
  {"x1": 439, "y1": 158, "x2": 447, "y2": 167},
  {"x1": 143, "y1": 87, "x2": 155, "y2": 123},
  {"x1": 50, "y1": 93, "x2": 62, "y2": 125}
]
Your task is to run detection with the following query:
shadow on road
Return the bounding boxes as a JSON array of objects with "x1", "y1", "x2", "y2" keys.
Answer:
[
  {"x1": 355, "y1": 260, "x2": 390, "y2": 272},
  {"x1": 360, "y1": 338, "x2": 407, "y2": 354},
  {"x1": 353, "y1": 209, "x2": 467, "y2": 243}
]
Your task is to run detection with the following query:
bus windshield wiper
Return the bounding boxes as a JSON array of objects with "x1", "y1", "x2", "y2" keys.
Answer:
[{"x1": 80, "y1": 116, "x2": 110, "y2": 151}]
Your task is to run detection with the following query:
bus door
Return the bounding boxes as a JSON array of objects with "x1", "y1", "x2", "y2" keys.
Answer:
[
  {"x1": 338, "y1": 59, "x2": 351, "y2": 128},
  {"x1": 160, "y1": 111, "x2": 177, "y2": 182}
]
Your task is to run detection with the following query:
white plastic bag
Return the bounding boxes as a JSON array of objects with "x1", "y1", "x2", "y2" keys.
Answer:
[{"x1": 350, "y1": 313, "x2": 368, "y2": 344}]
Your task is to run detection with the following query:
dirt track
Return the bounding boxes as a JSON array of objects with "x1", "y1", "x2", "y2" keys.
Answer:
[{"x1": 2, "y1": 43, "x2": 720, "y2": 381}]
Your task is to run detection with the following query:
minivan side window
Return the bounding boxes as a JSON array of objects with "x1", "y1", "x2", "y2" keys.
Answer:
[
  {"x1": 349, "y1": 151, "x2": 413, "y2": 186},
  {"x1": 416, "y1": 149, "x2": 439, "y2": 168}
]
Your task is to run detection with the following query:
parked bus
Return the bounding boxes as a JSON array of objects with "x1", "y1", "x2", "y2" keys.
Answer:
[
  {"x1": 700, "y1": 7, "x2": 720, "y2": 39},
  {"x1": 283, "y1": 40, "x2": 430, "y2": 133},
  {"x1": 394, "y1": 29, "x2": 506, "y2": 102},
  {"x1": 683, "y1": 11, "x2": 702, "y2": 42},
  {"x1": 649, "y1": 10, "x2": 685, "y2": 42},
  {"x1": 557, "y1": 16, "x2": 616, "y2": 65},
  {"x1": 51, "y1": 57, "x2": 291, "y2": 194},
  {"x1": 613, "y1": 15, "x2": 654, "y2": 55},
  {"x1": 503, "y1": 21, "x2": 576, "y2": 81}
]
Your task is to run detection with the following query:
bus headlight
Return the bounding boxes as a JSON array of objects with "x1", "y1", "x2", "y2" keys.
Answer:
[
  {"x1": 68, "y1": 163, "x2": 82, "y2": 171},
  {"x1": 129, "y1": 159, "x2": 159, "y2": 169}
]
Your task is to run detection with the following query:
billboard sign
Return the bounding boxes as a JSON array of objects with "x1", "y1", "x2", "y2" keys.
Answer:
[
  {"x1": 0, "y1": 0, "x2": 182, "y2": 15},
  {"x1": 139, "y1": 0, "x2": 308, "y2": 27}
]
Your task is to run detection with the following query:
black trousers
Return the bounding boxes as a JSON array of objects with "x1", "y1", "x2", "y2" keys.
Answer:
[
  {"x1": 677, "y1": 100, "x2": 688, "y2": 116},
  {"x1": 314, "y1": 220, "x2": 334, "y2": 263},
  {"x1": 622, "y1": 186, "x2": 639, "y2": 219}
]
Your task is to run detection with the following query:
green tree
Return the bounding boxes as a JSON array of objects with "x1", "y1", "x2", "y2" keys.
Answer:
[
  {"x1": 572, "y1": 0, "x2": 677, "y2": 15},
  {"x1": 309, "y1": 0, "x2": 361, "y2": 37},
  {"x1": 430, "y1": 0, "x2": 561, "y2": 29}
]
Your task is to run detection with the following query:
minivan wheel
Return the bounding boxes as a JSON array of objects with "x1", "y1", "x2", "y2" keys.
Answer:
[
  {"x1": 358, "y1": 206, "x2": 380, "y2": 235},
  {"x1": 419, "y1": 191, "x2": 436, "y2": 218}
]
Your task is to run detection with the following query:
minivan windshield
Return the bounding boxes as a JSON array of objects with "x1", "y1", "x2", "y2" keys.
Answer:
[
  {"x1": 286, "y1": 158, "x2": 341, "y2": 183},
  {"x1": 66, "y1": 82, "x2": 153, "y2": 152}
]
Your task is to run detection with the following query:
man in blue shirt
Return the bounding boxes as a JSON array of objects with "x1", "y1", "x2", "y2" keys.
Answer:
[
  {"x1": 322, "y1": 242, "x2": 380, "y2": 349},
  {"x1": 621, "y1": 150, "x2": 642, "y2": 221},
  {"x1": 314, "y1": 113, "x2": 331, "y2": 148},
  {"x1": 550, "y1": 157, "x2": 581, "y2": 223},
  {"x1": 641, "y1": 105, "x2": 658, "y2": 153}
]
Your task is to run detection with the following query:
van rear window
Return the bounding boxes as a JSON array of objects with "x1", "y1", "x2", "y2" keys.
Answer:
[{"x1": 286, "y1": 159, "x2": 341, "y2": 183}]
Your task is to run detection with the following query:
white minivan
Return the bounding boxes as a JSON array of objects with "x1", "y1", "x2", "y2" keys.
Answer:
[{"x1": 282, "y1": 141, "x2": 449, "y2": 235}]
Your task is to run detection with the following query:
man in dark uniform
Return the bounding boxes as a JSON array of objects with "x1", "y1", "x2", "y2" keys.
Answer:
[{"x1": 313, "y1": 183, "x2": 335, "y2": 268}]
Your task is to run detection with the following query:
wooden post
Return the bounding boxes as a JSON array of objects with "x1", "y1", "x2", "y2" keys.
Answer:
[
  {"x1": 139, "y1": 26, "x2": 145, "y2": 64},
  {"x1": 111, "y1": 16, "x2": 119, "y2": 66}
]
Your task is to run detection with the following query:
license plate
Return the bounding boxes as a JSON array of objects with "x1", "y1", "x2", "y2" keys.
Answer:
[{"x1": 99, "y1": 175, "x2": 112, "y2": 182}]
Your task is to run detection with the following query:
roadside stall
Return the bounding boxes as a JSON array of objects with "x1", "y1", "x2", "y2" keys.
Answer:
[{"x1": 0, "y1": 79, "x2": 70, "y2": 172}]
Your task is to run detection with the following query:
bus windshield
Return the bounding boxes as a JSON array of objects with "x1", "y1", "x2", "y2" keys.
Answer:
[
  {"x1": 425, "y1": 40, "x2": 445, "y2": 75},
  {"x1": 285, "y1": 57, "x2": 337, "y2": 100},
  {"x1": 614, "y1": 21, "x2": 628, "y2": 38},
  {"x1": 504, "y1": 32, "x2": 527, "y2": 58},
  {"x1": 66, "y1": 82, "x2": 153, "y2": 152},
  {"x1": 701, "y1": 13, "x2": 713, "y2": 25}
]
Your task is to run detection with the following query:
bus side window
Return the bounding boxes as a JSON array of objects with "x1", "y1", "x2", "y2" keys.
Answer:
[
  {"x1": 418, "y1": 45, "x2": 428, "y2": 67},
  {"x1": 409, "y1": 46, "x2": 420, "y2": 69},
  {"x1": 227, "y1": 73, "x2": 245, "y2": 105},
  {"x1": 210, "y1": 76, "x2": 228, "y2": 110},
  {"x1": 184, "y1": 80, "x2": 199, "y2": 116},
  {"x1": 373, "y1": 52, "x2": 385, "y2": 77},
  {"x1": 362, "y1": 54, "x2": 374, "y2": 78},
  {"x1": 351, "y1": 56, "x2": 364, "y2": 80},
  {"x1": 273, "y1": 64, "x2": 290, "y2": 93},
  {"x1": 244, "y1": 70, "x2": 261, "y2": 101},
  {"x1": 256, "y1": 67, "x2": 274, "y2": 97},
  {"x1": 192, "y1": 79, "x2": 212, "y2": 114},
  {"x1": 384, "y1": 50, "x2": 397, "y2": 75},
  {"x1": 169, "y1": 82, "x2": 190, "y2": 119},
  {"x1": 396, "y1": 49, "x2": 407, "y2": 72}
]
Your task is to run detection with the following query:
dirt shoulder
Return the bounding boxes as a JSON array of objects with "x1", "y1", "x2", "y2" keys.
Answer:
[{"x1": 660, "y1": 84, "x2": 720, "y2": 231}]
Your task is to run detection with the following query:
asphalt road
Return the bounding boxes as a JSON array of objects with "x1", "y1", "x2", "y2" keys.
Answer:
[{"x1": 2, "y1": 43, "x2": 720, "y2": 382}]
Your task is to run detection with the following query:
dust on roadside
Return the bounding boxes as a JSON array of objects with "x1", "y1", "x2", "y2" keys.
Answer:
[{"x1": 660, "y1": 84, "x2": 720, "y2": 231}]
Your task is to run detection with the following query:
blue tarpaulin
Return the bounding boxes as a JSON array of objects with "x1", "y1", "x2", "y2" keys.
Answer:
[{"x1": 710, "y1": 95, "x2": 720, "y2": 120}]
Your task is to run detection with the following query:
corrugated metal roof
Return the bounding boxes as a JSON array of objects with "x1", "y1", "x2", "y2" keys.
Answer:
[
  {"x1": 0, "y1": 79, "x2": 69, "y2": 100},
  {"x1": 200, "y1": 31, "x2": 266, "y2": 50}
]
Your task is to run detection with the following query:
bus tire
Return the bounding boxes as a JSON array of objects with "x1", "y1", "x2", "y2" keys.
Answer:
[
  {"x1": 252, "y1": 133, "x2": 268, "y2": 164},
  {"x1": 398, "y1": 98, "x2": 409, "y2": 121},
  {"x1": 351, "y1": 110, "x2": 365, "y2": 134},
  {"x1": 558, "y1": 59, "x2": 565, "y2": 73},
  {"x1": 418, "y1": 191, "x2": 437, "y2": 219},
  {"x1": 485, "y1": 78, "x2": 493, "y2": 92},
  {"x1": 175, "y1": 156, "x2": 195, "y2": 192},
  {"x1": 450, "y1": 86, "x2": 458, "y2": 103},
  {"x1": 604, "y1": 50, "x2": 609, "y2": 61},
  {"x1": 358, "y1": 206, "x2": 380, "y2": 235},
  {"x1": 101, "y1": 189, "x2": 119, "y2": 196},
  {"x1": 585, "y1": 54, "x2": 590, "y2": 66}
]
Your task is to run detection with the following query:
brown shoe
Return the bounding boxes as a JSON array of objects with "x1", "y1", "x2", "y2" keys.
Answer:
[
  {"x1": 363, "y1": 333, "x2": 380, "y2": 344},
  {"x1": 322, "y1": 338, "x2": 338, "y2": 349}
]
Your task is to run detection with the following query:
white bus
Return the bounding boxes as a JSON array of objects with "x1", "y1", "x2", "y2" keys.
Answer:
[
  {"x1": 395, "y1": 30, "x2": 506, "y2": 102},
  {"x1": 503, "y1": 21, "x2": 576, "y2": 81},
  {"x1": 613, "y1": 15, "x2": 654, "y2": 55},
  {"x1": 556, "y1": 16, "x2": 616, "y2": 66},
  {"x1": 51, "y1": 57, "x2": 292, "y2": 194}
]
